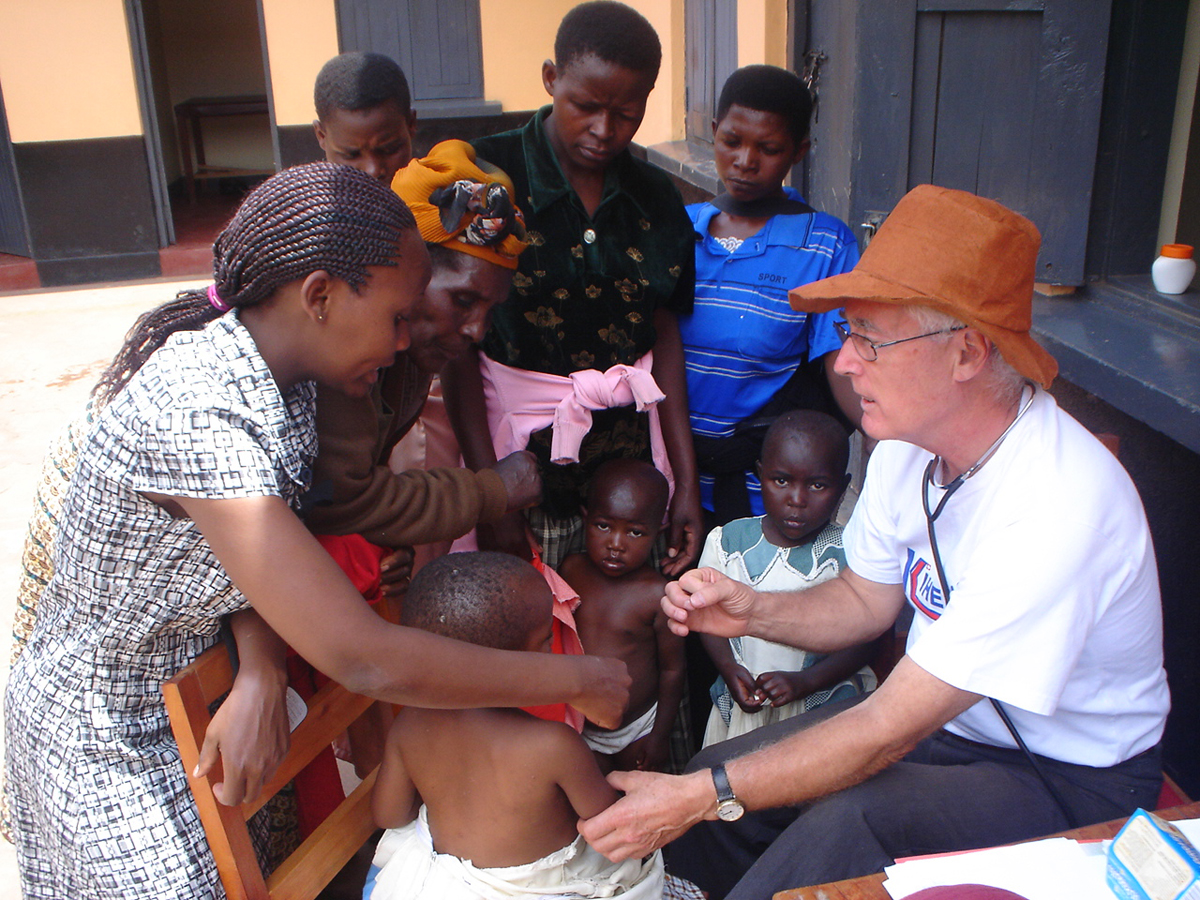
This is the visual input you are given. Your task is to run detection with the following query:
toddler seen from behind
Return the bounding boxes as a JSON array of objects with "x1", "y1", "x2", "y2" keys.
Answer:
[{"x1": 366, "y1": 551, "x2": 665, "y2": 899}]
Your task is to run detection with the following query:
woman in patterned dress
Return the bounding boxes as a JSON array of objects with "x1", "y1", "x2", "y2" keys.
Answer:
[{"x1": 3, "y1": 163, "x2": 627, "y2": 900}]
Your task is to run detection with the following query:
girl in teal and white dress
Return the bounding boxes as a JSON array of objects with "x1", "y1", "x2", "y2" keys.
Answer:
[{"x1": 699, "y1": 411, "x2": 877, "y2": 747}]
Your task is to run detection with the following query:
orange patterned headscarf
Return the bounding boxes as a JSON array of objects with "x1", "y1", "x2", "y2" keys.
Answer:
[{"x1": 391, "y1": 139, "x2": 528, "y2": 269}]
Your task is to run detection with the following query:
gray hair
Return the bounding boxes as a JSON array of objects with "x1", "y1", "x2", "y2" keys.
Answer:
[{"x1": 907, "y1": 305, "x2": 1025, "y2": 405}]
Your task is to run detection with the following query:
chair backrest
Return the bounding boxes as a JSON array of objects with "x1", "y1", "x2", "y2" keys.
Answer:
[{"x1": 163, "y1": 644, "x2": 377, "y2": 900}]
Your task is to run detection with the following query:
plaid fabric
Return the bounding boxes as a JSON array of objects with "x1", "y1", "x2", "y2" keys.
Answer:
[
  {"x1": 526, "y1": 506, "x2": 587, "y2": 571},
  {"x1": 5, "y1": 312, "x2": 317, "y2": 899},
  {"x1": 664, "y1": 873, "x2": 707, "y2": 899}
]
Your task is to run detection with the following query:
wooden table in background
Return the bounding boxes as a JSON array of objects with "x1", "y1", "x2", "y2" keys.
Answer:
[
  {"x1": 174, "y1": 94, "x2": 272, "y2": 203},
  {"x1": 773, "y1": 801, "x2": 1200, "y2": 900}
]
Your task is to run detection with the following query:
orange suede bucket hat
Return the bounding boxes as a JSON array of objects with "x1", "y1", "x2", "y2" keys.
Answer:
[
  {"x1": 391, "y1": 139, "x2": 529, "y2": 269},
  {"x1": 789, "y1": 184, "x2": 1058, "y2": 388}
]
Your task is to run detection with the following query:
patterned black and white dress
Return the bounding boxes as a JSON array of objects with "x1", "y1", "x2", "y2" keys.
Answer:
[{"x1": 4, "y1": 312, "x2": 317, "y2": 899}]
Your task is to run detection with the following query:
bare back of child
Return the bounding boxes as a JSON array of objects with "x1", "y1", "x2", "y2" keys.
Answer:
[
  {"x1": 561, "y1": 459, "x2": 684, "y2": 772},
  {"x1": 372, "y1": 553, "x2": 616, "y2": 869}
]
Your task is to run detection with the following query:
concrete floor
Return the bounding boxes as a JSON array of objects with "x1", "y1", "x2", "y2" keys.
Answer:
[{"x1": 0, "y1": 277, "x2": 206, "y2": 897}]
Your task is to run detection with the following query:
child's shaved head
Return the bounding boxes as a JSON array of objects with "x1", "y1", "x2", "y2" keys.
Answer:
[
  {"x1": 761, "y1": 410, "x2": 850, "y2": 475},
  {"x1": 586, "y1": 459, "x2": 669, "y2": 525},
  {"x1": 314, "y1": 51, "x2": 412, "y2": 120},
  {"x1": 402, "y1": 552, "x2": 551, "y2": 652}
]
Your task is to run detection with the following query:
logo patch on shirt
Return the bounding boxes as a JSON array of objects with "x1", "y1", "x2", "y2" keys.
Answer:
[
  {"x1": 903, "y1": 548, "x2": 947, "y2": 619},
  {"x1": 758, "y1": 271, "x2": 788, "y2": 284}
]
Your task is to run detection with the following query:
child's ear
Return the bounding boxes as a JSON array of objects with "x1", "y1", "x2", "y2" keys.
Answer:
[
  {"x1": 755, "y1": 459, "x2": 763, "y2": 478},
  {"x1": 313, "y1": 119, "x2": 327, "y2": 150},
  {"x1": 792, "y1": 138, "x2": 811, "y2": 166},
  {"x1": 542, "y1": 60, "x2": 559, "y2": 98}
]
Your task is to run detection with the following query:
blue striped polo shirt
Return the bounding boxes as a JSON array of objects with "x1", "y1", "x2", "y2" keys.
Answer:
[{"x1": 679, "y1": 189, "x2": 859, "y2": 512}]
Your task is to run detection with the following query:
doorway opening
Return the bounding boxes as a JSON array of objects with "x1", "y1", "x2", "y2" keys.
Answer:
[{"x1": 132, "y1": 0, "x2": 275, "y2": 277}]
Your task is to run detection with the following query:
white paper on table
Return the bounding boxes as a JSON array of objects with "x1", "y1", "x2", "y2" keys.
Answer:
[
  {"x1": 882, "y1": 836, "x2": 1110, "y2": 900},
  {"x1": 1171, "y1": 817, "x2": 1200, "y2": 846}
]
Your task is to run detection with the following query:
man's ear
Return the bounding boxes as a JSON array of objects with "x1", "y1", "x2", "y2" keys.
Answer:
[
  {"x1": 300, "y1": 270, "x2": 334, "y2": 323},
  {"x1": 313, "y1": 119, "x2": 327, "y2": 150},
  {"x1": 407, "y1": 109, "x2": 418, "y2": 136},
  {"x1": 953, "y1": 327, "x2": 991, "y2": 383},
  {"x1": 542, "y1": 59, "x2": 559, "y2": 98}
]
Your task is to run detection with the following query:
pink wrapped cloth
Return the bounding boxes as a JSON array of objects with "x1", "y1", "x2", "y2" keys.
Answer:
[{"x1": 478, "y1": 351, "x2": 675, "y2": 498}]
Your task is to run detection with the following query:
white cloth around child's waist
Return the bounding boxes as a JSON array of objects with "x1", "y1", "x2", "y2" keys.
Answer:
[
  {"x1": 368, "y1": 804, "x2": 664, "y2": 899},
  {"x1": 581, "y1": 702, "x2": 657, "y2": 755}
]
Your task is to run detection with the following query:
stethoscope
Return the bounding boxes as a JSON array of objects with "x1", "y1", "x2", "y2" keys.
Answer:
[{"x1": 918, "y1": 384, "x2": 1079, "y2": 828}]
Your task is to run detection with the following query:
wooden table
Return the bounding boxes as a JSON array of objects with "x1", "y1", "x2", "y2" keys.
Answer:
[
  {"x1": 173, "y1": 94, "x2": 272, "y2": 203},
  {"x1": 773, "y1": 801, "x2": 1200, "y2": 900}
]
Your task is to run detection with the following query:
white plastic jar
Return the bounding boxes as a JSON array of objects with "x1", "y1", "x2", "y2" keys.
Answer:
[{"x1": 1152, "y1": 243, "x2": 1196, "y2": 294}]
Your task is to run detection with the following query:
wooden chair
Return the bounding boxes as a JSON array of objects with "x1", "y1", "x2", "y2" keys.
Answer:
[{"x1": 163, "y1": 644, "x2": 377, "y2": 900}]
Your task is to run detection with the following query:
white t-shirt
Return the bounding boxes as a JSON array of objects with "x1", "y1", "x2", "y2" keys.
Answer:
[{"x1": 845, "y1": 388, "x2": 1169, "y2": 767}]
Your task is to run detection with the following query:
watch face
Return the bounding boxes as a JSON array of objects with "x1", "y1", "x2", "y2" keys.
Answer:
[{"x1": 717, "y1": 799, "x2": 745, "y2": 822}]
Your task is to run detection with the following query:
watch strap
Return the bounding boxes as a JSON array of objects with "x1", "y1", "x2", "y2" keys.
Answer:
[{"x1": 712, "y1": 763, "x2": 736, "y2": 803}]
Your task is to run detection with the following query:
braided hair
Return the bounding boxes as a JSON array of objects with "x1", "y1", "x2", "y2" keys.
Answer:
[{"x1": 94, "y1": 162, "x2": 417, "y2": 405}]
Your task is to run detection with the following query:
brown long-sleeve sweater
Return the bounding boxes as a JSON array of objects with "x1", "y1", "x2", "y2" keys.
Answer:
[{"x1": 304, "y1": 356, "x2": 508, "y2": 548}]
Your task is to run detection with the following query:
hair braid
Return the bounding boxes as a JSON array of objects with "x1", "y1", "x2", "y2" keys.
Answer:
[{"x1": 94, "y1": 163, "x2": 416, "y2": 405}]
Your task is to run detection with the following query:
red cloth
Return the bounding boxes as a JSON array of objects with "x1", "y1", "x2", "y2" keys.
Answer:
[
  {"x1": 315, "y1": 533, "x2": 390, "y2": 609},
  {"x1": 287, "y1": 534, "x2": 390, "y2": 837},
  {"x1": 524, "y1": 550, "x2": 585, "y2": 732},
  {"x1": 285, "y1": 654, "x2": 344, "y2": 837}
]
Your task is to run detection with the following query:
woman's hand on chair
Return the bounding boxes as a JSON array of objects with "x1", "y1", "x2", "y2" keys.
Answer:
[{"x1": 197, "y1": 663, "x2": 290, "y2": 806}]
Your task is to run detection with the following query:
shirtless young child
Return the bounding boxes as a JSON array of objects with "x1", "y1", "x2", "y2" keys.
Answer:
[
  {"x1": 560, "y1": 459, "x2": 686, "y2": 773},
  {"x1": 366, "y1": 551, "x2": 664, "y2": 900}
]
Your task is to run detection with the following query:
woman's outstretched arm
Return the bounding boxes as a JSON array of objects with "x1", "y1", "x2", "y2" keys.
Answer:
[{"x1": 177, "y1": 492, "x2": 629, "y2": 724}]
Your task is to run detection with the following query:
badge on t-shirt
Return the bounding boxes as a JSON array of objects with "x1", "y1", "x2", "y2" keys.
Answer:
[{"x1": 904, "y1": 548, "x2": 947, "y2": 620}]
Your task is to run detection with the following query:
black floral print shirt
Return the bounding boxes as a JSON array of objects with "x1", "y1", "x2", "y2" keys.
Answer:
[{"x1": 472, "y1": 108, "x2": 695, "y2": 515}]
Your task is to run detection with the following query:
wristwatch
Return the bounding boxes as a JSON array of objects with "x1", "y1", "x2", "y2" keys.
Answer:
[{"x1": 711, "y1": 763, "x2": 745, "y2": 822}]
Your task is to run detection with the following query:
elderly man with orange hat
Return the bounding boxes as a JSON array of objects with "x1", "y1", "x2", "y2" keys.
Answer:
[{"x1": 578, "y1": 185, "x2": 1170, "y2": 897}]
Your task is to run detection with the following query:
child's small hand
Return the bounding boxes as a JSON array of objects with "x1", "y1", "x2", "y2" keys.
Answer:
[
  {"x1": 728, "y1": 665, "x2": 767, "y2": 713},
  {"x1": 755, "y1": 671, "x2": 806, "y2": 707},
  {"x1": 379, "y1": 546, "x2": 414, "y2": 599},
  {"x1": 624, "y1": 733, "x2": 670, "y2": 772}
]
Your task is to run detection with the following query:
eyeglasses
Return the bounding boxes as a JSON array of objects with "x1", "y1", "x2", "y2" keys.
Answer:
[{"x1": 834, "y1": 320, "x2": 966, "y2": 362}]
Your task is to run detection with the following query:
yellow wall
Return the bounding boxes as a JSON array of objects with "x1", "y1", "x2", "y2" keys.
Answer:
[
  {"x1": 262, "y1": 0, "x2": 340, "y2": 127},
  {"x1": 0, "y1": 0, "x2": 142, "y2": 143},
  {"x1": 481, "y1": 0, "x2": 684, "y2": 145},
  {"x1": 738, "y1": 0, "x2": 790, "y2": 70}
]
